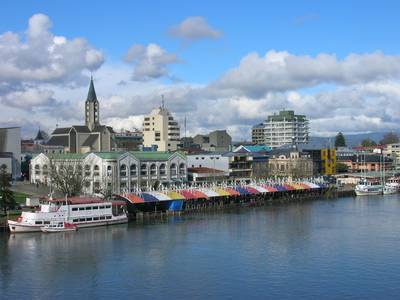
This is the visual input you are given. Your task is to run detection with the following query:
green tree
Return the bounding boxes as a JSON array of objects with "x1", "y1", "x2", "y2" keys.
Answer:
[
  {"x1": 361, "y1": 138, "x2": 377, "y2": 147},
  {"x1": 334, "y1": 132, "x2": 346, "y2": 147},
  {"x1": 380, "y1": 132, "x2": 399, "y2": 145},
  {"x1": 336, "y1": 162, "x2": 348, "y2": 173},
  {"x1": 0, "y1": 164, "x2": 16, "y2": 215}
]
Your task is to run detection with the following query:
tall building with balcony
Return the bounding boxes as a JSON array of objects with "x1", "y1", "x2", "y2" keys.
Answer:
[
  {"x1": 143, "y1": 105, "x2": 180, "y2": 151},
  {"x1": 252, "y1": 110, "x2": 309, "y2": 148}
]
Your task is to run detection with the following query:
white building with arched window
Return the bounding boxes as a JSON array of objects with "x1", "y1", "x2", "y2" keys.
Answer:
[{"x1": 30, "y1": 151, "x2": 187, "y2": 195}]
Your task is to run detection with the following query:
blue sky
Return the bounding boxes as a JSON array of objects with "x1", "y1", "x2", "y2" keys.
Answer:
[
  {"x1": 3, "y1": 0, "x2": 399, "y2": 82},
  {"x1": 1, "y1": 1, "x2": 400, "y2": 138}
]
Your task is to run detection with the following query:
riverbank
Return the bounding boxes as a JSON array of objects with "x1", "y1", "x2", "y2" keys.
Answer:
[{"x1": 0, "y1": 186, "x2": 355, "y2": 232}]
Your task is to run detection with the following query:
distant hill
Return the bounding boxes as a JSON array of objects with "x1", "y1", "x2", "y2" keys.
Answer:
[{"x1": 309, "y1": 132, "x2": 398, "y2": 148}]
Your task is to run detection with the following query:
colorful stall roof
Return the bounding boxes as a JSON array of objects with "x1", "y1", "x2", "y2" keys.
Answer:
[
  {"x1": 223, "y1": 187, "x2": 241, "y2": 196},
  {"x1": 213, "y1": 188, "x2": 232, "y2": 197},
  {"x1": 120, "y1": 181, "x2": 322, "y2": 203},
  {"x1": 165, "y1": 191, "x2": 185, "y2": 200}
]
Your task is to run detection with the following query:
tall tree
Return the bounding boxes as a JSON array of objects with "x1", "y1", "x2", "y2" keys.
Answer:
[
  {"x1": 361, "y1": 138, "x2": 377, "y2": 147},
  {"x1": 49, "y1": 161, "x2": 88, "y2": 197},
  {"x1": 334, "y1": 132, "x2": 346, "y2": 147},
  {"x1": 0, "y1": 164, "x2": 16, "y2": 215},
  {"x1": 380, "y1": 132, "x2": 399, "y2": 145}
]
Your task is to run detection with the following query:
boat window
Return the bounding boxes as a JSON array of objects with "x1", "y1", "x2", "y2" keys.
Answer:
[
  {"x1": 93, "y1": 217, "x2": 99, "y2": 221},
  {"x1": 79, "y1": 218, "x2": 85, "y2": 222},
  {"x1": 79, "y1": 207, "x2": 85, "y2": 211},
  {"x1": 86, "y1": 217, "x2": 93, "y2": 221},
  {"x1": 105, "y1": 205, "x2": 111, "y2": 209},
  {"x1": 106, "y1": 216, "x2": 112, "y2": 220},
  {"x1": 99, "y1": 206, "x2": 105, "y2": 209},
  {"x1": 100, "y1": 216, "x2": 105, "y2": 220},
  {"x1": 85, "y1": 207, "x2": 92, "y2": 210},
  {"x1": 73, "y1": 219, "x2": 78, "y2": 222},
  {"x1": 72, "y1": 208, "x2": 78, "y2": 211},
  {"x1": 44, "y1": 221, "x2": 50, "y2": 224},
  {"x1": 35, "y1": 221, "x2": 43, "y2": 225},
  {"x1": 93, "y1": 206, "x2": 98, "y2": 210}
]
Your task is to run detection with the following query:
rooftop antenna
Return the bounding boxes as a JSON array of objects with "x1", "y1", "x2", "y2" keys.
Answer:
[{"x1": 161, "y1": 94, "x2": 165, "y2": 109}]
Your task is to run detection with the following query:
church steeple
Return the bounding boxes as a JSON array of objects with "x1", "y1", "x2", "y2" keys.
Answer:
[
  {"x1": 85, "y1": 76, "x2": 100, "y2": 130},
  {"x1": 87, "y1": 76, "x2": 97, "y2": 102}
]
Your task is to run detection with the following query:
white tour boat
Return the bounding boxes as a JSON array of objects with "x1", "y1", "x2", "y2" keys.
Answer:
[
  {"x1": 355, "y1": 179, "x2": 383, "y2": 196},
  {"x1": 8, "y1": 197, "x2": 128, "y2": 233},
  {"x1": 41, "y1": 222, "x2": 77, "y2": 233}
]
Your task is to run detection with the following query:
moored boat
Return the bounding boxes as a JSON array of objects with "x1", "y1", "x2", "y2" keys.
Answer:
[
  {"x1": 383, "y1": 186, "x2": 397, "y2": 195},
  {"x1": 8, "y1": 197, "x2": 128, "y2": 233},
  {"x1": 355, "y1": 179, "x2": 382, "y2": 196}
]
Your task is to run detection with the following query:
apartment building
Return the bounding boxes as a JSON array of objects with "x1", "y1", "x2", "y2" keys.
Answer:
[
  {"x1": 143, "y1": 105, "x2": 180, "y2": 151},
  {"x1": 252, "y1": 110, "x2": 309, "y2": 148}
]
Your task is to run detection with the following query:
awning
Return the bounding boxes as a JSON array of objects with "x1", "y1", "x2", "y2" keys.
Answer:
[{"x1": 198, "y1": 188, "x2": 220, "y2": 198}]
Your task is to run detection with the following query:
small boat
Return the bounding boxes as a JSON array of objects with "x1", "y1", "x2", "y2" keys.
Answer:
[
  {"x1": 383, "y1": 184, "x2": 398, "y2": 195},
  {"x1": 41, "y1": 222, "x2": 77, "y2": 233}
]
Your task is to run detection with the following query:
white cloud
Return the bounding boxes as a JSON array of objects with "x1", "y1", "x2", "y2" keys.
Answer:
[
  {"x1": 0, "y1": 88, "x2": 55, "y2": 109},
  {"x1": 212, "y1": 50, "x2": 400, "y2": 97},
  {"x1": 104, "y1": 116, "x2": 144, "y2": 132},
  {"x1": 124, "y1": 43, "x2": 179, "y2": 81},
  {"x1": 0, "y1": 13, "x2": 104, "y2": 84},
  {"x1": 169, "y1": 16, "x2": 221, "y2": 42}
]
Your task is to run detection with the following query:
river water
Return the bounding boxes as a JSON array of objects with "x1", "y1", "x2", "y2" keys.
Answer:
[{"x1": 1, "y1": 195, "x2": 400, "y2": 300}]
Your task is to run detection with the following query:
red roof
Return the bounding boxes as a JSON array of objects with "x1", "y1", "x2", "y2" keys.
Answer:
[{"x1": 48, "y1": 197, "x2": 125, "y2": 205}]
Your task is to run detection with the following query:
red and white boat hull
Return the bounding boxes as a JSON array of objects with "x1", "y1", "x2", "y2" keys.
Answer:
[{"x1": 8, "y1": 220, "x2": 42, "y2": 233}]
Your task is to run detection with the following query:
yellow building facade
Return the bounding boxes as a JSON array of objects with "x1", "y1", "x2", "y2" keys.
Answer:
[{"x1": 321, "y1": 148, "x2": 337, "y2": 175}]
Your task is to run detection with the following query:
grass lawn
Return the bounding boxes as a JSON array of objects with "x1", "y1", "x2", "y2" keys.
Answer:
[{"x1": 14, "y1": 191, "x2": 30, "y2": 204}]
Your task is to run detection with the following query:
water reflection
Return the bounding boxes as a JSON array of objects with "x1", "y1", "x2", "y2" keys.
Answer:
[{"x1": 1, "y1": 196, "x2": 400, "y2": 299}]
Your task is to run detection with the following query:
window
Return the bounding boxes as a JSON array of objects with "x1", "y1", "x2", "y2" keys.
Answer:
[
  {"x1": 106, "y1": 216, "x2": 112, "y2": 220},
  {"x1": 86, "y1": 217, "x2": 93, "y2": 222},
  {"x1": 72, "y1": 208, "x2": 78, "y2": 211},
  {"x1": 44, "y1": 221, "x2": 50, "y2": 225},
  {"x1": 85, "y1": 207, "x2": 92, "y2": 210},
  {"x1": 170, "y1": 163, "x2": 177, "y2": 176},
  {"x1": 73, "y1": 219, "x2": 79, "y2": 223},
  {"x1": 141, "y1": 164, "x2": 147, "y2": 176},
  {"x1": 93, "y1": 217, "x2": 99, "y2": 221},
  {"x1": 179, "y1": 163, "x2": 186, "y2": 176},
  {"x1": 99, "y1": 206, "x2": 105, "y2": 209},
  {"x1": 150, "y1": 164, "x2": 157, "y2": 176},
  {"x1": 79, "y1": 218, "x2": 85, "y2": 222},
  {"x1": 120, "y1": 164, "x2": 127, "y2": 177},
  {"x1": 160, "y1": 164, "x2": 166, "y2": 176},
  {"x1": 105, "y1": 205, "x2": 111, "y2": 209},
  {"x1": 100, "y1": 216, "x2": 105, "y2": 220},
  {"x1": 85, "y1": 165, "x2": 91, "y2": 176},
  {"x1": 130, "y1": 164, "x2": 137, "y2": 176},
  {"x1": 79, "y1": 207, "x2": 85, "y2": 211},
  {"x1": 93, "y1": 206, "x2": 98, "y2": 210}
]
